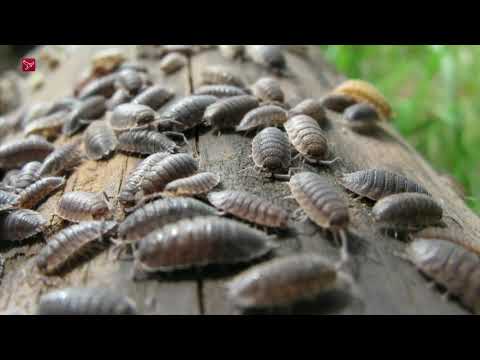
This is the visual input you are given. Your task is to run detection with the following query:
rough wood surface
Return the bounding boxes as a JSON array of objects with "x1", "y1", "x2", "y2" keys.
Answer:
[{"x1": 0, "y1": 45, "x2": 477, "y2": 315}]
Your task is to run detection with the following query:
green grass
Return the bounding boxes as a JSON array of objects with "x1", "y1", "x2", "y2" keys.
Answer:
[{"x1": 321, "y1": 45, "x2": 480, "y2": 214}]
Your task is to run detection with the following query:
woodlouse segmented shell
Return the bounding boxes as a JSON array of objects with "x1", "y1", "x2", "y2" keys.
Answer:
[
  {"x1": 63, "y1": 95, "x2": 107, "y2": 136},
  {"x1": 246, "y1": 45, "x2": 286, "y2": 71},
  {"x1": 227, "y1": 253, "x2": 337, "y2": 309},
  {"x1": 118, "y1": 197, "x2": 219, "y2": 242},
  {"x1": 15, "y1": 161, "x2": 42, "y2": 190},
  {"x1": 91, "y1": 48, "x2": 126, "y2": 74},
  {"x1": 57, "y1": 191, "x2": 111, "y2": 222},
  {"x1": 16, "y1": 176, "x2": 65, "y2": 209},
  {"x1": 289, "y1": 99, "x2": 326, "y2": 125},
  {"x1": 36, "y1": 221, "x2": 117, "y2": 275},
  {"x1": 136, "y1": 216, "x2": 275, "y2": 272},
  {"x1": 372, "y1": 193, "x2": 443, "y2": 229},
  {"x1": 194, "y1": 84, "x2": 247, "y2": 98},
  {"x1": 106, "y1": 88, "x2": 132, "y2": 111},
  {"x1": 109, "y1": 103, "x2": 157, "y2": 131},
  {"x1": 250, "y1": 77, "x2": 284, "y2": 103},
  {"x1": 2, "y1": 169, "x2": 20, "y2": 187},
  {"x1": 0, "y1": 190, "x2": 19, "y2": 207},
  {"x1": 163, "y1": 172, "x2": 220, "y2": 196},
  {"x1": 289, "y1": 172, "x2": 349, "y2": 229},
  {"x1": 37, "y1": 287, "x2": 137, "y2": 315},
  {"x1": 132, "y1": 85, "x2": 174, "y2": 111},
  {"x1": 207, "y1": 190, "x2": 289, "y2": 229},
  {"x1": 23, "y1": 110, "x2": 70, "y2": 139},
  {"x1": 251, "y1": 127, "x2": 291, "y2": 173},
  {"x1": 38, "y1": 140, "x2": 83, "y2": 177},
  {"x1": 117, "y1": 129, "x2": 178, "y2": 155},
  {"x1": 114, "y1": 69, "x2": 144, "y2": 95},
  {"x1": 0, "y1": 137, "x2": 54, "y2": 169},
  {"x1": 159, "y1": 52, "x2": 187, "y2": 74},
  {"x1": 78, "y1": 73, "x2": 118, "y2": 100},
  {"x1": 0, "y1": 209, "x2": 47, "y2": 242},
  {"x1": 236, "y1": 105, "x2": 288, "y2": 132},
  {"x1": 344, "y1": 103, "x2": 380, "y2": 130},
  {"x1": 339, "y1": 169, "x2": 431, "y2": 201},
  {"x1": 203, "y1": 95, "x2": 259, "y2": 130},
  {"x1": 200, "y1": 66, "x2": 246, "y2": 88},
  {"x1": 84, "y1": 121, "x2": 118, "y2": 160},
  {"x1": 319, "y1": 93, "x2": 358, "y2": 113}
]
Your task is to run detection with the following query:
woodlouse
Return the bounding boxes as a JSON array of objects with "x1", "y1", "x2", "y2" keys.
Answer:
[
  {"x1": 157, "y1": 95, "x2": 217, "y2": 131},
  {"x1": 159, "y1": 52, "x2": 187, "y2": 74},
  {"x1": 251, "y1": 127, "x2": 291, "y2": 175},
  {"x1": 118, "y1": 197, "x2": 219, "y2": 242},
  {"x1": 163, "y1": 172, "x2": 220, "y2": 196},
  {"x1": 194, "y1": 84, "x2": 247, "y2": 98},
  {"x1": 227, "y1": 253, "x2": 338, "y2": 309},
  {"x1": 246, "y1": 45, "x2": 286, "y2": 72},
  {"x1": 0, "y1": 137, "x2": 54, "y2": 169},
  {"x1": 23, "y1": 110, "x2": 70, "y2": 139},
  {"x1": 16, "y1": 176, "x2": 65, "y2": 209},
  {"x1": 36, "y1": 221, "x2": 117, "y2": 275},
  {"x1": 0, "y1": 209, "x2": 47, "y2": 242},
  {"x1": 333, "y1": 79, "x2": 392, "y2": 119},
  {"x1": 203, "y1": 95, "x2": 259, "y2": 130},
  {"x1": 344, "y1": 103, "x2": 380, "y2": 131},
  {"x1": 236, "y1": 105, "x2": 288, "y2": 132},
  {"x1": 372, "y1": 193, "x2": 443, "y2": 230},
  {"x1": 0, "y1": 190, "x2": 19, "y2": 207},
  {"x1": 38, "y1": 140, "x2": 83, "y2": 177},
  {"x1": 114, "y1": 69, "x2": 144, "y2": 95},
  {"x1": 207, "y1": 190, "x2": 289, "y2": 229},
  {"x1": 63, "y1": 95, "x2": 107, "y2": 136},
  {"x1": 135, "y1": 216, "x2": 275, "y2": 273},
  {"x1": 2, "y1": 169, "x2": 20, "y2": 187},
  {"x1": 132, "y1": 85, "x2": 174, "y2": 111},
  {"x1": 106, "y1": 88, "x2": 132, "y2": 110},
  {"x1": 117, "y1": 129, "x2": 178, "y2": 155},
  {"x1": 56, "y1": 191, "x2": 111, "y2": 222},
  {"x1": 406, "y1": 237, "x2": 480, "y2": 314},
  {"x1": 218, "y1": 45, "x2": 245, "y2": 60},
  {"x1": 84, "y1": 121, "x2": 118, "y2": 160},
  {"x1": 15, "y1": 161, "x2": 42, "y2": 190},
  {"x1": 339, "y1": 169, "x2": 431, "y2": 201},
  {"x1": 319, "y1": 93, "x2": 357, "y2": 113},
  {"x1": 78, "y1": 73, "x2": 118, "y2": 100},
  {"x1": 288, "y1": 99, "x2": 327, "y2": 125},
  {"x1": 109, "y1": 103, "x2": 157, "y2": 131},
  {"x1": 200, "y1": 66, "x2": 246, "y2": 88},
  {"x1": 37, "y1": 287, "x2": 137, "y2": 315},
  {"x1": 250, "y1": 77, "x2": 285, "y2": 103}
]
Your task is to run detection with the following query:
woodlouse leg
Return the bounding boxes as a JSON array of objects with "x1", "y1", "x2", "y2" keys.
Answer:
[{"x1": 318, "y1": 157, "x2": 340, "y2": 166}]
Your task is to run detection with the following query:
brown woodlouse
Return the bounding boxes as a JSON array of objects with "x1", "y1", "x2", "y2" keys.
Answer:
[
  {"x1": 0, "y1": 209, "x2": 47, "y2": 242},
  {"x1": 344, "y1": 103, "x2": 380, "y2": 131},
  {"x1": 114, "y1": 69, "x2": 144, "y2": 95},
  {"x1": 109, "y1": 103, "x2": 157, "y2": 131},
  {"x1": 333, "y1": 79, "x2": 392, "y2": 120},
  {"x1": 0, "y1": 137, "x2": 54, "y2": 169},
  {"x1": 78, "y1": 73, "x2": 118, "y2": 100},
  {"x1": 288, "y1": 98, "x2": 327, "y2": 125},
  {"x1": 207, "y1": 190, "x2": 289, "y2": 229},
  {"x1": 218, "y1": 45, "x2": 245, "y2": 60},
  {"x1": 56, "y1": 191, "x2": 111, "y2": 222},
  {"x1": 135, "y1": 216, "x2": 275, "y2": 273},
  {"x1": 106, "y1": 88, "x2": 132, "y2": 110},
  {"x1": 84, "y1": 121, "x2": 118, "y2": 160},
  {"x1": 23, "y1": 110, "x2": 70, "y2": 139},
  {"x1": 14, "y1": 161, "x2": 42, "y2": 190},
  {"x1": 16, "y1": 177, "x2": 65, "y2": 209},
  {"x1": 118, "y1": 197, "x2": 220, "y2": 242},
  {"x1": 156, "y1": 95, "x2": 217, "y2": 131},
  {"x1": 251, "y1": 127, "x2": 291, "y2": 176},
  {"x1": 194, "y1": 84, "x2": 248, "y2": 98},
  {"x1": 36, "y1": 221, "x2": 117, "y2": 275},
  {"x1": 319, "y1": 93, "x2": 358, "y2": 113},
  {"x1": 405, "y1": 237, "x2": 480, "y2": 314},
  {"x1": 38, "y1": 140, "x2": 83, "y2": 177},
  {"x1": 339, "y1": 169, "x2": 431, "y2": 201},
  {"x1": 246, "y1": 45, "x2": 286, "y2": 72},
  {"x1": 236, "y1": 105, "x2": 288, "y2": 132},
  {"x1": 132, "y1": 85, "x2": 174, "y2": 111},
  {"x1": 118, "y1": 152, "x2": 172, "y2": 207},
  {"x1": 250, "y1": 77, "x2": 285, "y2": 103},
  {"x1": 163, "y1": 172, "x2": 220, "y2": 196},
  {"x1": 37, "y1": 287, "x2": 137, "y2": 315},
  {"x1": 203, "y1": 95, "x2": 259, "y2": 130},
  {"x1": 284, "y1": 114, "x2": 334, "y2": 164},
  {"x1": 117, "y1": 129, "x2": 178, "y2": 155},
  {"x1": 200, "y1": 66, "x2": 246, "y2": 88},
  {"x1": 372, "y1": 193, "x2": 443, "y2": 230},
  {"x1": 159, "y1": 52, "x2": 187, "y2": 74},
  {"x1": 227, "y1": 253, "x2": 338, "y2": 309},
  {"x1": 63, "y1": 95, "x2": 107, "y2": 136}
]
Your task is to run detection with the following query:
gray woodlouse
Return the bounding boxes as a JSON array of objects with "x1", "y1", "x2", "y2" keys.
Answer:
[
  {"x1": 132, "y1": 85, "x2": 174, "y2": 111},
  {"x1": 117, "y1": 129, "x2": 178, "y2": 155},
  {"x1": 2, "y1": 169, "x2": 20, "y2": 187},
  {"x1": 14, "y1": 161, "x2": 42, "y2": 190},
  {"x1": 109, "y1": 103, "x2": 157, "y2": 131},
  {"x1": 37, "y1": 287, "x2": 138, "y2": 315},
  {"x1": 119, "y1": 62, "x2": 149, "y2": 73},
  {"x1": 23, "y1": 110, "x2": 70, "y2": 139},
  {"x1": 21, "y1": 102, "x2": 55, "y2": 129},
  {"x1": 251, "y1": 127, "x2": 291, "y2": 175},
  {"x1": 163, "y1": 172, "x2": 220, "y2": 196},
  {"x1": 56, "y1": 191, "x2": 111, "y2": 222},
  {"x1": 246, "y1": 45, "x2": 286, "y2": 72},
  {"x1": 200, "y1": 66, "x2": 246, "y2": 88},
  {"x1": 36, "y1": 221, "x2": 117, "y2": 275},
  {"x1": 156, "y1": 95, "x2": 217, "y2": 131},
  {"x1": 339, "y1": 169, "x2": 431, "y2": 201},
  {"x1": 288, "y1": 99, "x2": 327, "y2": 125},
  {"x1": 118, "y1": 152, "x2": 172, "y2": 207},
  {"x1": 38, "y1": 140, "x2": 83, "y2": 177},
  {"x1": 194, "y1": 84, "x2": 248, "y2": 98},
  {"x1": 236, "y1": 105, "x2": 288, "y2": 132},
  {"x1": 227, "y1": 253, "x2": 338, "y2": 309},
  {"x1": 135, "y1": 216, "x2": 275, "y2": 273},
  {"x1": 344, "y1": 103, "x2": 380, "y2": 131},
  {"x1": 319, "y1": 93, "x2": 358, "y2": 113},
  {"x1": 250, "y1": 77, "x2": 285, "y2": 103},
  {"x1": 78, "y1": 73, "x2": 118, "y2": 100},
  {"x1": 63, "y1": 95, "x2": 107, "y2": 136},
  {"x1": 218, "y1": 45, "x2": 245, "y2": 60},
  {"x1": 0, "y1": 190, "x2": 19, "y2": 207},
  {"x1": 372, "y1": 193, "x2": 443, "y2": 230},
  {"x1": 105, "y1": 88, "x2": 132, "y2": 111},
  {"x1": 84, "y1": 121, "x2": 118, "y2": 160},
  {"x1": 118, "y1": 197, "x2": 220, "y2": 242},
  {"x1": 406, "y1": 237, "x2": 480, "y2": 314},
  {"x1": 0, "y1": 137, "x2": 54, "y2": 169},
  {"x1": 16, "y1": 177, "x2": 65, "y2": 209},
  {"x1": 114, "y1": 69, "x2": 144, "y2": 95},
  {"x1": 207, "y1": 190, "x2": 289, "y2": 229},
  {"x1": 159, "y1": 52, "x2": 187, "y2": 74},
  {"x1": 0, "y1": 209, "x2": 47, "y2": 242},
  {"x1": 203, "y1": 95, "x2": 259, "y2": 130}
]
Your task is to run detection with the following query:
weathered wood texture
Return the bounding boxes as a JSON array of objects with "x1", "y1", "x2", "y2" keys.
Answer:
[{"x1": 1, "y1": 45, "x2": 478, "y2": 315}]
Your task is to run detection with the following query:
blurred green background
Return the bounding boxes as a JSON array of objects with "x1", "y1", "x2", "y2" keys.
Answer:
[{"x1": 320, "y1": 45, "x2": 480, "y2": 214}]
